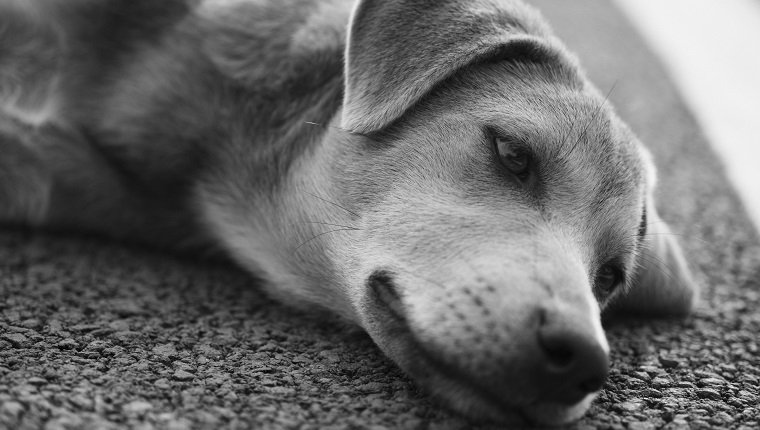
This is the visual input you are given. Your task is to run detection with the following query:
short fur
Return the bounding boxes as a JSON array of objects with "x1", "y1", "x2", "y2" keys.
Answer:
[{"x1": 0, "y1": 0, "x2": 697, "y2": 425}]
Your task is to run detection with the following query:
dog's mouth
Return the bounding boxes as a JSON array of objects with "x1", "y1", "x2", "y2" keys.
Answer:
[{"x1": 364, "y1": 270, "x2": 593, "y2": 426}]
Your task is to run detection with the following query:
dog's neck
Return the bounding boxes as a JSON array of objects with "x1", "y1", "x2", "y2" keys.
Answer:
[{"x1": 197, "y1": 109, "x2": 363, "y2": 321}]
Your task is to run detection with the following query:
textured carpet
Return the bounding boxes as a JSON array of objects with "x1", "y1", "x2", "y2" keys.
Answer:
[{"x1": 2, "y1": 1, "x2": 759, "y2": 429}]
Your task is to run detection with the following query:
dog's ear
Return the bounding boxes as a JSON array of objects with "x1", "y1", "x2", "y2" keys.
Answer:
[
  {"x1": 341, "y1": 0, "x2": 561, "y2": 133},
  {"x1": 611, "y1": 200, "x2": 699, "y2": 317}
]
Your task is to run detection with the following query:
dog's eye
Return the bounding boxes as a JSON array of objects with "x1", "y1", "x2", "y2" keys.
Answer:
[
  {"x1": 595, "y1": 263, "x2": 623, "y2": 295},
  {"x1": 494, "y1": 136, "x2": 531, "y2": 180}
]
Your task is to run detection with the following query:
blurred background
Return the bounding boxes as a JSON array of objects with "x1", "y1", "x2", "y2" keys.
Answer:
[{"x1": 616, "y1": 0, "x2": 760, "y2": 228}]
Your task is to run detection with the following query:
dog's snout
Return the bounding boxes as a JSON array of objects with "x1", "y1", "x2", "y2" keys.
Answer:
[
  {"x1": 535, "y1": 310, "x2": 610, "y2": 404},
  {"x1": 365, "y1": 269, "x2": 611, "y2": 415}
]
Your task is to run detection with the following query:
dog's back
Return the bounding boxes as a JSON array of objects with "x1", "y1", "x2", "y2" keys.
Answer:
[{"x1": 0, "y1": 0, "x2": 350, "y2": 249}]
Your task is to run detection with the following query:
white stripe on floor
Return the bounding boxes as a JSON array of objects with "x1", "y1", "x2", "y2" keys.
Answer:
[{"x1": 616, "y1": 0, "x2": 760, "y2": 228}]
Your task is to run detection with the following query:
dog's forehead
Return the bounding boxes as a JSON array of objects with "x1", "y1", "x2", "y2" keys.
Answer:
[
  {"x1": 497, "y1": 70, "x2": 640, "y2": 182},
  {"x1": 490, "y1": 85, "x2": 646, "y2": 232},
  {"x1": 439, "y1": 66, "x2": 646, "y2": 196},
  {"x1": 435, "y1": 62, "x2": 644, "y2": 171},
  {"x1": 356, "y1": 61, "x2": 647, "y2": 235},
  {"x1": 531, "y1": 91, "x2": 645, "y2": 193},
  {"x1": 386, "y1": 63, "x2": 649, "y2": 247}
]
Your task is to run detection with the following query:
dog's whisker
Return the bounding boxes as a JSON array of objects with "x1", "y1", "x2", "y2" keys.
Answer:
[
  {"x1": 304, "y1": 191, "x2": 361, "y2": 218},
  {"x1": 565, "y1": 81, "x2": 618, "y2": 157},
  {"x1": 557, "y1": 106, "x2": 579, "y2": 152},
  {"x1": 388, "y1": 266, "x2": 450, "y2": 291},
  {"x1": 458, "y1": 255, "x2": 489, "y2": 282},
  {"x1": 304, "y1": 121, "x2": 369, "y2": 138},
  {"x1": 304, "y1": 221, "x2": 362, "y2": 230},
  {"x1": 629, "y1": 232, "x2": 709, "y2": 246},
  {"x1": 643, "y1": 220, "x2": 687, "y2": 229},
  {"x1": 634, "y1": 238, "x2": 698, "y2": 289},
  {"x1": 295, "y1": 227, "x2": 360, "y2": 251},
  {"x1": 644, "y1": 233, "x2": 708, "y2": 244},
  {"x1": 634, "y1": 253, "x2": 683, "y2": 286}
]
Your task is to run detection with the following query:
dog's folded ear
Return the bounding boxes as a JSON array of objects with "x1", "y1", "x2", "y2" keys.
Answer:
[
  {"x1": 611, "y1": 204, "x2": 699, "y2": 317},
  {"x1": 341, "y1": 0, "x2": 563, "y2": 133}
]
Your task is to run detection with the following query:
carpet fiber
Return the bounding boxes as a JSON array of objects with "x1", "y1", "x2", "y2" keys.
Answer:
[{"x1": 2, "y1": 1, "x2": 759, "y2": 429}]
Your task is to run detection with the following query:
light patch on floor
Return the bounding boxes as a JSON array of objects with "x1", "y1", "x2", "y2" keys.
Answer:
[{"x1": 616, "y1": 0, "x2": 760, "y2": 228}]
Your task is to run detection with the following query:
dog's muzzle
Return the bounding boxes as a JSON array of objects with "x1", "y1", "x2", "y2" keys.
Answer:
[{"x1": 365, "y1": 269, "x2": 609, "y2": 424}]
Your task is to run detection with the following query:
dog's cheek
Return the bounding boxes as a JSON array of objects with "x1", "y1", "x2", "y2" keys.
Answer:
[{"x1": 611, "y1": 214, "x2": 698, "y2": 316}]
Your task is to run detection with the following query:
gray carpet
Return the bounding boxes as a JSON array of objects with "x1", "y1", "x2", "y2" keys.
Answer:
[{"x1": 2, "y1": 1, "x2": 759, "y2": 429}]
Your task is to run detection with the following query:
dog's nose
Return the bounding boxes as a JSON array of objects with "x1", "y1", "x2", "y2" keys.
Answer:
[{"x1": 535, "y1": 310, "x2": 610, "y2": 404}]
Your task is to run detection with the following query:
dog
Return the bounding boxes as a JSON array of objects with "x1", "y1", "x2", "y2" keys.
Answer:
[{"x1": 0, "y1": 0, "x2": 698, "y2": 425}]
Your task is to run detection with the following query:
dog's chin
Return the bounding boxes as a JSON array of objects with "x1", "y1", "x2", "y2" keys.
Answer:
[
  {"x1": 444, "y1": 390, "x2": 595, "y2": 426},
  {"x1": 521, "y1": 395, "x2": 597, "y2": 426},
  {"x1": 363, "y1": 271, "x2": 596, "y2": 427}
]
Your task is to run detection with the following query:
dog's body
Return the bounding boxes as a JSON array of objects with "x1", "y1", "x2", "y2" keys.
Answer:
[{"x1": 0, "y1": 0, "x2": 698, "y2": 425}]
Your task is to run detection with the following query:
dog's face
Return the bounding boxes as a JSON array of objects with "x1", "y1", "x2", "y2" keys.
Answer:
[
  {"x1": 336, "y1": 61, "x2": 646, "y2": 424},
  {"x1": 315, "y1": 0, "x2": 697, "y2": 425}
]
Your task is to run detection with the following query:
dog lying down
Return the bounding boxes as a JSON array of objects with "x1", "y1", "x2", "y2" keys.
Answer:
[{"x1": 0, "y1": 0, "x2": 699, "y2": 426}]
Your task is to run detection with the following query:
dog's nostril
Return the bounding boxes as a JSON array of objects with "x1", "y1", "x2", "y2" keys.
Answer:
[
  {"x1": 538, "y1": 331, "x2": 576, "y2": 370},
  {"x1": 534, "y1": 310, "x2": 610, "y2": 404},
  {"x1": 579, "y1": 375, "x2": 605, "y2": 394}
]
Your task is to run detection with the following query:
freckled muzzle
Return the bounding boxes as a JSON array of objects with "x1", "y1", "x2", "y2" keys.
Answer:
[{"x1": 364, "y1": 269, "x2": 609, "y2": 425}]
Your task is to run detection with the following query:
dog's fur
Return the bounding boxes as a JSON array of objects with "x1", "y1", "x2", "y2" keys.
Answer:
[{"x1": 0, "y1": 0, "x2": 698, "y2": 425}]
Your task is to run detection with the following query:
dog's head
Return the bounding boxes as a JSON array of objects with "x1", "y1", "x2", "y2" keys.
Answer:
[
  {"x1": 281, "y1": 0, "x2": 698, "y2": 426},
  {"x1": 316, "y1": 0, "x2": 699, "y2": 425}
]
